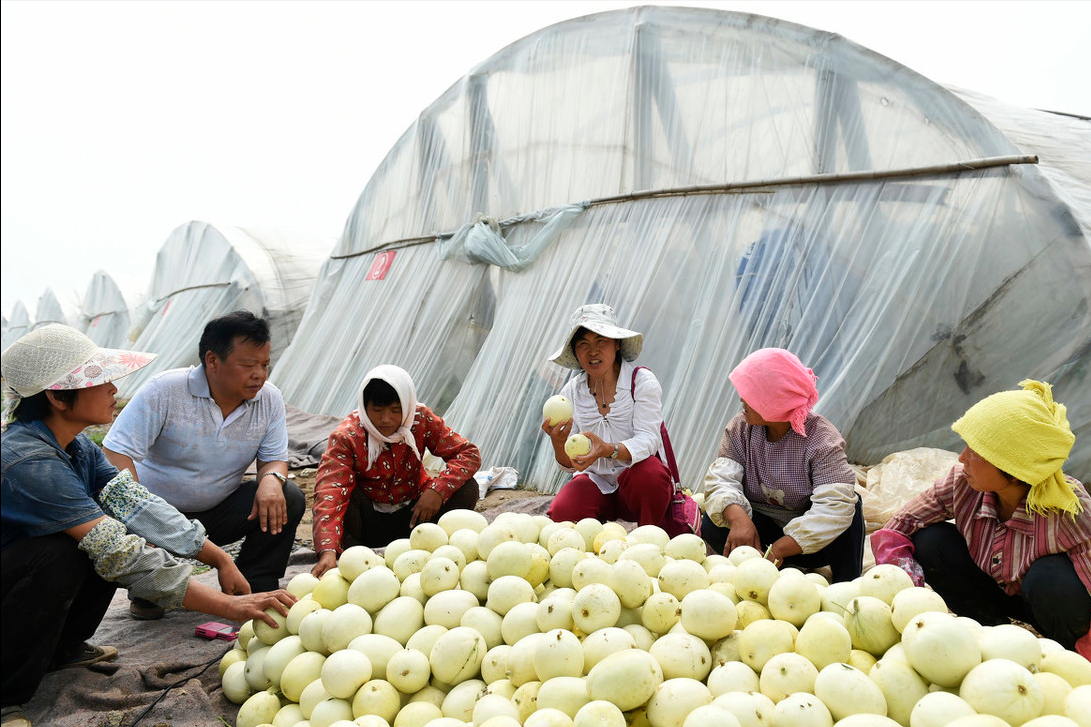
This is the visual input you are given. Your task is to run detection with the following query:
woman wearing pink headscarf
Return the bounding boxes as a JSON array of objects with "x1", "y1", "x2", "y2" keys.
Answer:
[{"x1": 700, "y1": 348, "x2": 864, "y2": 581}]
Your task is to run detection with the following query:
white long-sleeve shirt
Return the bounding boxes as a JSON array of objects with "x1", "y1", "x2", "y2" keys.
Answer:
[{"x1": 559, "y1": 359, "x2": 664, "y2": 494}]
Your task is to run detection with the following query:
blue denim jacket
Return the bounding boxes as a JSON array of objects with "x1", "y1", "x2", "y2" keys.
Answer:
[
  {"x1": 1, "y1": 419, "x2": 205, "y2": 557},
  {"x1": 1, "y1": 420, "x2": 113, "y2": 549}
]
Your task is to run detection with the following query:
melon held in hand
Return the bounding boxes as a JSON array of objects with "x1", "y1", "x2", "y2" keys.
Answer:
[
  {"x1": 565, "y1": 433, "x2": 592, "y2": 459},
  {"x1": 543, "y1": 395, "x2": 574, "y2": 425}
]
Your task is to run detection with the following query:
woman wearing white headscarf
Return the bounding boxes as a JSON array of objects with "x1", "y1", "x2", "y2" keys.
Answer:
[
  {"x1": 1, "y1": 325, "x2": 295, "y2": 725},
  {"x1": 311, "y1": 365, "x2": 481, "y2": 576}
]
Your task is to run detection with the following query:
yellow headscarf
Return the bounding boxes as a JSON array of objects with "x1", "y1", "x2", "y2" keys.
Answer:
[{"x1": 951, "y1": 380, "x2": 1080, "y2": 516}]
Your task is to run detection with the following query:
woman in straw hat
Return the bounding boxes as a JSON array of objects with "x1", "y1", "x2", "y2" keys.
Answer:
[
  {"x1": 700, "y1": 348, "x2": 864, "y2": 582},
  {"x1": 542, "y1": 304, "x2": 688, "y2": 535},
  {"x1": 1, "y1": 325, "x2": 295, "y2": 724},
  {"x1": 872, "y1": 380, "x2": 1091, "y2": 654}
]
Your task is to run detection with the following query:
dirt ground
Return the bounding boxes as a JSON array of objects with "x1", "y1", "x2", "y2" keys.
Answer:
[{"x1": 288, "y1": 467, "x2": 546, "y2": 548}]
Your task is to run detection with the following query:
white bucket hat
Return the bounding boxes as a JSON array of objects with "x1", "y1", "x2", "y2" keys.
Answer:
[
  {"x1": 549, "y1": 303, "x2": 644, "y2": 370},
  {"x1": 2, "y1": 324, "x2": 156, "y2": 424}
]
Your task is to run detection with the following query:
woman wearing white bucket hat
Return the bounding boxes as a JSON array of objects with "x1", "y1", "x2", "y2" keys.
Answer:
[
  {"x1": 542, "y1": 304, "x2": 690, "y2": 535},
  {"x1": 1, "y1": 325, "x2": 295, "y2": 724}
]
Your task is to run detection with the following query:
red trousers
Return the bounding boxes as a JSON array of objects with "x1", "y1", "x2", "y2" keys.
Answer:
[{"x1": 548, "y1": 456, "x2": 673, "y2": 529}]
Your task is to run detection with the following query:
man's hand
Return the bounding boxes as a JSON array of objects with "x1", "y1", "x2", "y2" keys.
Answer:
[
  {"x1": 249, "y1": 477, "x2": 287, "y2": 534},
  {"x1": 722, "y1": 505, "x2": 762, "y2": 556},
  {"x1": 311, "y1": 550, "x2": 338, "y2": 579},
  {"x1": 217, "y1": 561, "x2": 252, "y2": 595},
  {"x1": 223, "y1": 590, "x2": 297, "y2": 627},
  {"x1": 410, "y1": 488, "x2": 443, "y2": 528}
]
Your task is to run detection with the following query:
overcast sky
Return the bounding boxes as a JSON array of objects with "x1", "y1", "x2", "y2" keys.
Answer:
[{"x1": 2, "y1": 0, "x2": 1088, "y2": 321}]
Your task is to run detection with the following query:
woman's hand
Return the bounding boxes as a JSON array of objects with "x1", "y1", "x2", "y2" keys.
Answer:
[
  {"x1": 197, "y1": 540, "x2": 250, "y2": 594},
  {"x1": 541, "y1": 417, "x2": 573, "y2": 444},
  {"x1": 217, "y1": 560, "x2": 252, "y2": 595},
  {"x1": 182, "y1": 582, "x2": 297, "y2": 628},
  {"x1": 722, "y1": 505, "x2": 762, "y2": 555},
  {"x1": 569, "y1": 431, "x2": 611, "y2": 471},
  {"x1": 543, "y1": 417, "x2": 575, "y2": 467},
  {"x1": 410, "y1": 488, "x2": 444, "y2": 527},
  {"x1": 311, "y1": 550, "x2": 338, "y2": 578},
  {"x1": 766, "y1": 535, "x2": 802, "y2": 568},
  {"x1": 224, "y1": 590, "x2": 297, "y2": 627}
]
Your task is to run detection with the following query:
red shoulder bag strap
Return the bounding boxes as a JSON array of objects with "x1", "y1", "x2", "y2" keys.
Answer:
[{"x1": 631, "y1": 366, "x2": 681, "y2": 486}]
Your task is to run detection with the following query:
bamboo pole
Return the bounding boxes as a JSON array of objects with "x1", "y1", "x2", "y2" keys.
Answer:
[{"x1": 330, "y1": 154, "x2": 1038, "y2": 259}]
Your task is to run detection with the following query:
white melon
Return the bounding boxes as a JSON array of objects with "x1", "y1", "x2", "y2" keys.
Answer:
[
  {"x1": 759, "y1": 652, "x2": 818, "y2": 703},
  {"x1": 960, "y1": 658, "x2": 1045, "y2": 726},
  {"x1": 813, "y1": 662, "x2": 888, "y2": 722}
]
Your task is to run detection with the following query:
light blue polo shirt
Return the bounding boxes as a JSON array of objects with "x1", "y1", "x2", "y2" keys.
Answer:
[{"x1": 103, "y1": 365, "x2": 288, "y2": 512}]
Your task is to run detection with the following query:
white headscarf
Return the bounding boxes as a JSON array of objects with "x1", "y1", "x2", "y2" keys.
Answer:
[{"x1": 356, "y1": 364, "x2": 421, "y2": 469}]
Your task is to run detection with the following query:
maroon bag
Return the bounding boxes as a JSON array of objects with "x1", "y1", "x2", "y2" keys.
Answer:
[{"x1": 632, "y1": 367, "x2": 701, "y2": 537}]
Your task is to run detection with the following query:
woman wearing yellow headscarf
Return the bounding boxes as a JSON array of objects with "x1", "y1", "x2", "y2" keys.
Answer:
[{"x1": 873, "y1": 380, "x2": 1090, "y2": 655}]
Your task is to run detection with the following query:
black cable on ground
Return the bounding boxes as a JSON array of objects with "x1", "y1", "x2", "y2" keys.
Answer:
[{"x1": 126, "y1": 642, "x2": 235, "y2": 727}]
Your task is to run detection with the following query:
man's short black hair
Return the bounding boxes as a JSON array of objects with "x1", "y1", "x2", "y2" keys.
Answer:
[
  {"x1": 198, "y1": 311, "x2": 270, "y2": 364},
  {"x1": 15, "y1": 389, "x2": 79, "y2": 423},
  {"x1": 362, "y1": 378, "x2": 400, "y2": 409}
]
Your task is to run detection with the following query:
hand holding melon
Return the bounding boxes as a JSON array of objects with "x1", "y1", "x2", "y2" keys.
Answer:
[
  {"x1": 542, "y1": 395, "x2": 574, "y2": 426},
  {"x1": 564, "y1": 433, "x2": 593, "y2": 460}
]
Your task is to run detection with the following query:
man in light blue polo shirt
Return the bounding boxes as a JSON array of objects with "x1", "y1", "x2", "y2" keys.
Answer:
[{"x1": 104, "y1": 311, "x2": 304, "y2": 617}]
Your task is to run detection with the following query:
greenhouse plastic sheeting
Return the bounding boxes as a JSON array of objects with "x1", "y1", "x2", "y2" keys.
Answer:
[
  {"x1": 78, "y1": 269, "x2": 133, "y2": 349},
  {"x1": 273, "y1": 6, "x2": 1091, "y2": 487},
  {"x1": 32, "y1": 288, "x2": 68, "y2": 331},
  {"x1": 116, "y1": 220, "x2": 334, "y2": 397},
  {"x1": 1, "y1": 301, "x2": 30, "y2": 352}
]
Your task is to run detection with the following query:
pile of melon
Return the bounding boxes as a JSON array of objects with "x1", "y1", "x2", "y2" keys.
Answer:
[{"x1": 221, "y1": 509, "x2": 1091, "y2": 727}]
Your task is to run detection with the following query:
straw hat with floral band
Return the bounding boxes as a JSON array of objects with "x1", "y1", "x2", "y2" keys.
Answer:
[
  {"x1": 549, "y1": 303, "x2": 644, "y2": 370},
  {"x1": 1, "y1": 323, "x2": 157, "y2": 428}
]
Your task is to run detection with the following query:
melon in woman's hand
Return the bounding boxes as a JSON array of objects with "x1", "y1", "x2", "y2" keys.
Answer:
[
  {"x1": 564, "y1": 433, "x2": 592, "y2": 459},
  {"x1": 543, "y1": 395, "x2": 574, "y2": 426}
]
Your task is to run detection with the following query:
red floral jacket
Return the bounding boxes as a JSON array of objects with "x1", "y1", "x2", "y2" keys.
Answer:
[{"x1": 312, "y1": 405, "x2": 480, "y2": 553}]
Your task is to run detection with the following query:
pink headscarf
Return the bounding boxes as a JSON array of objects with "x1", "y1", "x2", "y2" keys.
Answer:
[{"x1": 728, "y1": 348, "x2": 819, "y2": 437}]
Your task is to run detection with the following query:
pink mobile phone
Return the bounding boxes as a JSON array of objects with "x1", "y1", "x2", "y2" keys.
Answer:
[{"x1": 194, "y1": 622, "x2": 239, "y2": 641}]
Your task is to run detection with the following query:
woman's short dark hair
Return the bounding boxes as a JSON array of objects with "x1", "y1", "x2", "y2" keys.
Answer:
[
  {"x1": 570, "y1": 326, "x2": 591, "y2": 356},
  {"x1": 198, "y1": 310, "x2": 270, "y2": 364},
  {"x1": 362, "y1": 379, "x2": 399, "y2": 409},
  {"x1": 15, "y1": 389, "x2": 79, "y2": 423}
]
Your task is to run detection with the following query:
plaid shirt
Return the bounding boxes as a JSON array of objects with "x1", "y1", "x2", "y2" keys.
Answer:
[
  {"x1": 884, "y1": 465, "x2": 1091, "y2": 596},
  {"x1": 312, "y1": 405, "x2": 480, "y2": 553},
  {"x1": 703, "y1": 412, "x2": 858, "y2": 553}
]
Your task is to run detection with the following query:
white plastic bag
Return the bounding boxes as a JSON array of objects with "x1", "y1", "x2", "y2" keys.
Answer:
[
  {"x1": 474, "y1": 466, "x2": 520, "y2": 499},
  {"x1": 860, "y1": 447, "x2": 960, "y2": 531}
]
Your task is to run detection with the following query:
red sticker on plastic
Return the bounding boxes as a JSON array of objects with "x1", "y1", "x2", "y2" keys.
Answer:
[{"x1": 366, "y1": 251, "x2": 396, "y2": 281}]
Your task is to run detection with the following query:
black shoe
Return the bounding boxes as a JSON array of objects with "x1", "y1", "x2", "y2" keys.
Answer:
[{"x1": 129, "y1": 598, "x2": 165, "y2": 620}]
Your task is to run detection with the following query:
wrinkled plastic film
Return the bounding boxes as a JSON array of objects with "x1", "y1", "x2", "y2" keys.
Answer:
[
  {"x1": 116, "y1": 220, "x2": 332, "y2": 397},
  {"x1": 78, "y1": 270, "x2": 132, "y2": 349},
  {"x1": 268, "y1": 7, "x2": 1089, "y2": 484}
]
